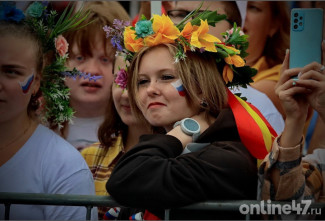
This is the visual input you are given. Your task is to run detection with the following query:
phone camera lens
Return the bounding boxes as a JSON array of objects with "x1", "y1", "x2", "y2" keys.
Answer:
[
  {"x1": 300, "y1": 16, "x2": 303, "y2": 20},
  {"x1": 294, "y1": 24, "x2": 298, "y2": 29},
  {"x1": 294, "y1": 13, "x2": 298, "y2": 17},
  {"x1": 299, "y1": 22, "x2": 303, "y2": 26},
  {"x1": 294, "y1": 19, "x2": 298, "y2": 23}
]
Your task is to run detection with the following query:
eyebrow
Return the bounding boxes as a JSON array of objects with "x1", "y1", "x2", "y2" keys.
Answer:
[
  {"x1": 2, "y1": 64, "x2": 26, "y2": 70},
  {"x1": 138, "y1": 68, "x2": 175, "y2": 77}
]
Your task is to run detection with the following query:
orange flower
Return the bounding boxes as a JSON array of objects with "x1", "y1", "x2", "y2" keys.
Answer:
[
  {"x1": 180, "y1": 22, "x2": 193, "y2": 41},
  {"x1": 179, "y1": 22, "x2": 195, "y2": 51},
  {"x1": 144, "y1": 14, "x2": 180, "y2": 46},
  {"x1": 224, "y1": 55, "x2": 245, "y2": 67},
  {"x1": 222, "y1": 65, "x2": 234, "y2": 84},
  {"x1": 124, "y1": 26, "x2": 144, "y2": 52},
  {"x1": 190, "y1": 19, "x2": 221, "y2": 52}
]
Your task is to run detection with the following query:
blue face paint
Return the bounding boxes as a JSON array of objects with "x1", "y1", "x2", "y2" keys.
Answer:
[
  {"x1": 171, "y1": 79, "x2": 185, "y2": 96},
  {"x1": 19, "y1": 73, "x2": 34, "y2": 94}
]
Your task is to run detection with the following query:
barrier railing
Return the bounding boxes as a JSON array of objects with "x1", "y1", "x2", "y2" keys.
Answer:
[{"x1": 1, "y1": 192, "x2": 325, "y2": 220}]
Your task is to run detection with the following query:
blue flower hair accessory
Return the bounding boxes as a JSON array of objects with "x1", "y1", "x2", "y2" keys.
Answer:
[{"x1": 0, "y1": 1, "x2": 100, "y2": 128}]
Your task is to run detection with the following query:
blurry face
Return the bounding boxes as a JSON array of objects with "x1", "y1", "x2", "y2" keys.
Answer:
[
  {"x1": 0, "y1": 36, "x2": 40, "y2": 124},
  {"x1": 168, "y1": 1, "x2": 231, "y2": 39},
  {"x1": 65, "y1": 33, "x2": 114, "y2": 112},
  {"x1": 112, "y1": 56, "x2": 137, "y2": 126},
  {"x1": 243, "y1": 1, "x2": 278, "y2": 66},
  {"x1": 137, "y1": 46, "x2": 199, "y2": 131}
]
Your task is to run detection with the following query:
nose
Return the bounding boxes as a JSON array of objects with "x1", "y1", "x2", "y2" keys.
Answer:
[
  {"x1": 81, "y1": 59, "x2": 102, "y2": 76},
  {"x1": 146, "y1": 81, "x2": 160, "y2": 97}
]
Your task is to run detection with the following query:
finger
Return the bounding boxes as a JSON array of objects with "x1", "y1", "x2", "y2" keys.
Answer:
[
  {"x1": 299, "y1": 69, "x2": 325, "y2": 81},
  {"x1": 322, "y1": 40, "x2": 325, "y2": 65},
  {"x1": 300, "y1": 62, "x2": 324, "y2": 75},
  {"x1": 295, "y1": 78, "x2": 324, "y2": 89},
  {"x1": 276, "y1": 78, "x2": 300, "y2": 97},
  {"x1": 280, "y1": 49, "x2": 290, "y2": 74},
  {"x1": 278, "y1": 86, "x2": 311, "y2": 101},
  {"x1": 276, "y1": 67, "x2": 302, "y2": 89}
]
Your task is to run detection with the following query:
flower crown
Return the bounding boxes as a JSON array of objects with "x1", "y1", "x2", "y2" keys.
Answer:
[
  {"x1": 0, "y1": 1, "x2": 101, "y2": 128},
  {"x1": 104, "y1": 4, "x2": 256, "y2": 91}
]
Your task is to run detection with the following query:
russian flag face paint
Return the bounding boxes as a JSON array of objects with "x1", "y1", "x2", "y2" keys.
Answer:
[
  {"x1": 171, "y1": 79, "x2": 186, "y2": 96},
  {"x1": 18, "y1": 73, "x2": 34, "y2": 94}
]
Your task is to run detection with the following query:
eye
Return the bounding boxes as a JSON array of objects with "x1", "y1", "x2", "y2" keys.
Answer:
[
  {"x1": 137, "y1": 78, "x2": 149, "y2": 86},
  {"x1": 75, "y1": 55, "x2": 85, "y2": 62},
  {"x1": 3, "y1": 68, "x2": 20, "y2": 77},
  {"x1": 247, "y1": 4, "x2": 261, "y2": 12},
  {"x1": 161, "y1": 75, "x2": 175, "y2": 81},
  {"x1": 167, "y1": 10, "x2": 189, "y2": 19},
  {"x1": 101, "y1": 57, "x2": 110, "y2": 64}
]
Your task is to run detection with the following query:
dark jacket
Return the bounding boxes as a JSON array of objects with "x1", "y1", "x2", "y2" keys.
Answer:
[{"x1": 106, "y1": 108, "x2": 257, "y2": 219}]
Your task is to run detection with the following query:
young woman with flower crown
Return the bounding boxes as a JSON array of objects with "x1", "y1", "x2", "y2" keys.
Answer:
[
  {"x1": 104, "y1": 8, "x2": 277, "y2": 220},
  {"x1": 0, "y1": 2, "x2": 97, "y2": 220}
]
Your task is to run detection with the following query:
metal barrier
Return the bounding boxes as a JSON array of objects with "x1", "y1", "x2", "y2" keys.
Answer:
[{"x1": 1, "y1": 192, "x2": 325, "y2": 220}]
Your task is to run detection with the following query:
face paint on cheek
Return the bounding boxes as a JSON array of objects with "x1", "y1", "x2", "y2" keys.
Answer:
[
  {"x1": 171, "y1": 79, "x2": 186, "y2": 96},
  {"x1": 18, "y1": 73, "x2": 35, "y2": 94}
]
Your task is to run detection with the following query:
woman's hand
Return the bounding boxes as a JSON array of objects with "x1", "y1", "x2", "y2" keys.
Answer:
[
  {"x1": 275, "y1": 51, "x2": 310, "y2": 121},
  {"x1": 296, "y1": 42, "x2": 325, "y2": 121}
]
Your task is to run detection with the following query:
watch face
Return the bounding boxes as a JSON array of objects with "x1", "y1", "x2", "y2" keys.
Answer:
[{"x1": 184, "y1": 118, "x2": 200, "y2": 133}]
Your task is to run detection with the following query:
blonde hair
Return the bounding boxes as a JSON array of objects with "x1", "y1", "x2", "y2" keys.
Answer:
[{"x1": 128, "y1": 44, "x2": 228, "y2": 122}]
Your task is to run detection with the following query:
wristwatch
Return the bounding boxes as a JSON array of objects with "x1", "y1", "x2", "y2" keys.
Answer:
[{"x1": 173, "y1": 118, "x2": 201, "y2": 142}]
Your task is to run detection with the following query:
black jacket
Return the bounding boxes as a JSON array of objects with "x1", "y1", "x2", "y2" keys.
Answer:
[{"x1": 106, "y1": 108, "x2": 257, "y2": 219}]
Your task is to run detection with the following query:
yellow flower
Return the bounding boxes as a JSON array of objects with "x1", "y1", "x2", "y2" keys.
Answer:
[
  {"x1": 190, "y1": 19, "x2": 221, "y2": 52},
  {"x1": 124, "y1": 26, "x2": 144, "y2": 52},
  {"x1": 144, "y1": 14, "x2": 180, "y2": 46},
  {"x1": 224, "y1": 55, "x2": 245, "y2": 67},
  {"x1": 223, "y1": 65, "x2": 234, "y2": 84}
]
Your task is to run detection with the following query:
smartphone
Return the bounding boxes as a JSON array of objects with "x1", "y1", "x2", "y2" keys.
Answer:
[{"x1": 289, "y1": 8, "x2": 323, "y2": 71}]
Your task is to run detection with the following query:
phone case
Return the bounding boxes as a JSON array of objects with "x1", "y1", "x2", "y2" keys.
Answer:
[{"x1": 289, "y1": 8, "x2": 323, "y2": 68}]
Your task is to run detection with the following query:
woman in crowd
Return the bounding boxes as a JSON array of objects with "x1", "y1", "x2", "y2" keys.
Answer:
[
  {"x1": 62, "y1": 1, "x2": 130, "y2": 151},
  {"x1": 0, "y1": 2, "x2": 96, "y2": 220},
  {"x1": 81, "y1": 55, "x2": 152, "y2": 219},
  {"x1": 243, "y1": 1, "x2": 290, "y2": 117},
  {"x1": 259, "y1": 44, "x2": 325, "y2": 205},
  {"x1": 167, "y1": 0, "x2": 285, "y2": 134},
  {"x1": 105, "y1": 9, "x2": 276, "y2": 219}
]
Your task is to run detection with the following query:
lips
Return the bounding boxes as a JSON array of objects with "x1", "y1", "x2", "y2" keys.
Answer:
[
  {"x1": 80, "y1": 82, "x2": 102, "y2": 88},
  {"x1": 147, "y1": 102, "x2": 166, "y2": 109}
]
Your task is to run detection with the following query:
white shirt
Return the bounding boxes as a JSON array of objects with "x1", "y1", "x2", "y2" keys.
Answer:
[
  {"x1": 66, "y1": 116, "x2": 104, "y2": 151},
  {"x1": 0, "y1": 125, "x2": 97, "y2": 220}
]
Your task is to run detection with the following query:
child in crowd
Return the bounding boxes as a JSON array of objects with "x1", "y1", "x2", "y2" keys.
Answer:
[{"x1": 62, "y1": 1, "x2": 130, "y2": 151}]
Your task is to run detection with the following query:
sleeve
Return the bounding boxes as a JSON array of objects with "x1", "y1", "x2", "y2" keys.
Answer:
[
  {"x1": 258, "y1": 135, "x2": 322, "y2": 202},
  {"x1": 44, "y1": 170, "x2": 98, "y2": 220},
  {"x1": 43, "y1": 139, "x2": 98, "y2": 220},
  {"x1": 106, "y1": 134, "x2": 257, "y2": 209}
]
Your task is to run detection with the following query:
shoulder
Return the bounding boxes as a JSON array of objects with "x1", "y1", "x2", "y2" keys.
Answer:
[{"x1": 36, "y1": 125, "x2": 90, "y2": 170}]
